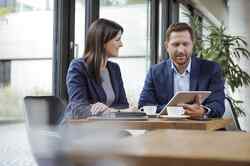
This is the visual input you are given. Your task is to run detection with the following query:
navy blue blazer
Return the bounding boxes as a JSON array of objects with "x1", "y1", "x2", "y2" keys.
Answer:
[
  {"x1": 138, "y1": 55, "x2": 225, "y2": 118},
  {"x1": 66, "y1": 58, "x2": 129, "y2": 118}
]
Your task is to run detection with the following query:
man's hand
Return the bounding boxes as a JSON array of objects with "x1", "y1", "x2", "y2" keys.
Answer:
[
  {"x1": 182, "y1": 103, "x2": 206, "y2": 117},
  {"x1": 179, "y1": 95, "x2": 206, "y2": 118}
]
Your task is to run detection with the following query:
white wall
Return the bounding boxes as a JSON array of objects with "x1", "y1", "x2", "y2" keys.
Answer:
[
  {"x1": 191, "y1": 0, "x2": 228, "y2": 26},
  {"x1": 228, "y1": 0, "x2": 250, "y2": 131}
]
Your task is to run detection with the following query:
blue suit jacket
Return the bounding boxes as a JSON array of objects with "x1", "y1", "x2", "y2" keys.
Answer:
[
  {"x1": 65, "y1": 58, "x2": 129, "y2": 118},
  {"x1": 138, "y1": 55, "x2": 225, "y2": 118}
]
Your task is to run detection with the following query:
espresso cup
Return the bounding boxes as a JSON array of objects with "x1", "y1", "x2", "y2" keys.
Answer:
[
  {"x1": 142, "y1": 105, "x2": 157, "y2": 115},
  {"x1": 167, "y1": 106, "x2": 185, "y2": 116}
]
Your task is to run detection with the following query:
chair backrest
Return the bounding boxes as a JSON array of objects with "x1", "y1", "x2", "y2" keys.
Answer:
[
  {"x1": 24, "y1": 96, "x2": 66, "y2": 128},
  {"x1": 223, "y1": 96, "x2": 241, "y2": 131}
]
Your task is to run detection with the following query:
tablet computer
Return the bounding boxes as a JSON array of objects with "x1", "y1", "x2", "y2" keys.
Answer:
[{"x1": 159, "y1": 91, "x2": 211, "y2": 115}]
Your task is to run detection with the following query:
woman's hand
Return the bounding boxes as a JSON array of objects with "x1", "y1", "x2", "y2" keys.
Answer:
[{"x1": 90, "y1": 102, "x2": 110, "y2": 115}]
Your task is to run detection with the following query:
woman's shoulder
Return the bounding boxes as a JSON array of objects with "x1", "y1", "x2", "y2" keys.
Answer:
[
  {"x1": 70, "y1": 58, "x2": 86, "y2": 66},
  {"x1": 69, "y1": 58, "x2": 87, "y2": 69},
  {"x1": 68, "y1": 58, "x2": 89, "y2": 76}
]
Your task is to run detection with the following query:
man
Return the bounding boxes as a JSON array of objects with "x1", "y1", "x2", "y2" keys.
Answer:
[{"x1": 138, "y1": 23, "x2": 225, "y2": 118}]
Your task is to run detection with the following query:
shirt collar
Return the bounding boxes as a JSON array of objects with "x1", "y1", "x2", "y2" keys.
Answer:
[{"x1": 171, "y1": 58, "x2": 191, "y2": 74}]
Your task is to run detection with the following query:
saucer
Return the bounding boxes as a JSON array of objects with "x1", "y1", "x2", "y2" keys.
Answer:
[{"x1": 159, "y1": 115, "x2": 190, "y2": 120}]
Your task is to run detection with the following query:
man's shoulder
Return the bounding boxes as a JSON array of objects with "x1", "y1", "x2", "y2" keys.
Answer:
[
  {"x1": 193, "y1": 56, "x2": 222, "y2": 75},
  {"x1": 150, "y1": 59, "x2": 170, "y2": 71},
  {"x1": 194, "y1": 56, "x2": 220, "y2": 68}
]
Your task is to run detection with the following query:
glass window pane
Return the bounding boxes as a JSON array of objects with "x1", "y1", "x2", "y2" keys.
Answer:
[
  {"x1": 74, "y1": 0, "x2": 85, "y2": 58},
  {"x1": 0, "y1": 0, "x2": 54, "y2": 120},
  {"x1": 179, "y1": 3, "x2": 190, "y2": 23},
  {"x1": 202, "y1": 17, "x2": 212, "y2": 47},
  {"x1": 158, "y1": 0, "x2": 163, "y2": 61},
  {"x1": 100, "y1": 0, "x2": 149, "y2": 57},
  {"x1": 99, "y1": 0, "x2": 150, "y2": 105}
]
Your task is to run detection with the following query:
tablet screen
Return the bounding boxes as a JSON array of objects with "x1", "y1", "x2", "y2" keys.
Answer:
[{"x1": 160, "y1": 91, "x2": 211, "y2": 115}]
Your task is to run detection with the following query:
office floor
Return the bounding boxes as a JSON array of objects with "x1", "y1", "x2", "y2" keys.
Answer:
[{"x1": 0, "y1": 123, "x2": 37, "y2": 166}]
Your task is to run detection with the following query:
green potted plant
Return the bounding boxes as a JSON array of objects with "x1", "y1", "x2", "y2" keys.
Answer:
[{"x1": 188, "y1": 14, "x2": 250, "y2": 116}]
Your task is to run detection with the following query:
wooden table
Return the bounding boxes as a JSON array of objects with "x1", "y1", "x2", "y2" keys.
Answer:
[
  {"x1": 68, "y1": 129, "x2": 250, "y2": 166},
  {"x1": 69, "y1": 118, "x2": 232, "y2": 131}
]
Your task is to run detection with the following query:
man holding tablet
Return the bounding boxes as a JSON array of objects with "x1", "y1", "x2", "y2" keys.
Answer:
[{"x1": 138, "y1": 23, "x2": 225, "y2": 118}]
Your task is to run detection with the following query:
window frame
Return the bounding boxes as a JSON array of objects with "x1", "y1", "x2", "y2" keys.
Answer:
[
  {"x1": 53, "y1": 0, "x2": 75, "y2": 100},
  {"x1": 0, "y1": 60, "x2": 11, "y2": 87}
]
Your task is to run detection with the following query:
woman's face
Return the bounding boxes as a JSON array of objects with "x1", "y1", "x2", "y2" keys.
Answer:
[{"x1": 104, "y1": 31, "x2": 123, "y2": 58}]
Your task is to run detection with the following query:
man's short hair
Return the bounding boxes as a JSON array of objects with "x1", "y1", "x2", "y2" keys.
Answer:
[{"x1": 165, "y1": 22, "x2": 194, "y2": 42}]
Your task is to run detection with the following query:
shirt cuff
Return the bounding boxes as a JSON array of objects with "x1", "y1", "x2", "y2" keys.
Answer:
[{"x1": 201, "y1": 105, "x2": 212, "y2": 117}]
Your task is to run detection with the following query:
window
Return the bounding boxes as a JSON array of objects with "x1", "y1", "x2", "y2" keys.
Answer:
[
  {"x1": 0, "y1": 0, "x2": 54, "y2": 120},
  {"x1": 202, "y1": 17, "x2": 213, "y2": 47},
  {"x1": 0, "y1": 1, "x2": 53, "y2": 165},
  {"x1": 178, "y1": 3, "x2": 191, "y2": 23},
  {"x1": 99, "y1": 0, "x2": 150, "y2": 105},
  {"x1": 74, "y1": 0, "x2": 85, "y2": 58},
  {"x1": 100, "y1": 0, "x2": 149, "y2": 58}
]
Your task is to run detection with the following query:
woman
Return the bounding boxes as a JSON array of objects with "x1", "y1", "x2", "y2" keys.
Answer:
[{"x1": 65, "y1": 18, "x2": 129, "y2": 119}]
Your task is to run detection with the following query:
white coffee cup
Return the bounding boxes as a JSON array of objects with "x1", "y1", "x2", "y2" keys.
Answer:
[
  {"x1": 143, "y1": 106, "x2": 157, "y2": 115},
  {"x1": 167, "y1": 106, "x2": 185, "y2": 116}
]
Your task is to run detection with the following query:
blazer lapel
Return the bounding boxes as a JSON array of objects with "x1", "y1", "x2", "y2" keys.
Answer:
[
  {"x1": 90, "y1": 79, "x2": 106, "y2": 103},
  {"x1": 190, "y1": 55, "x2": 200, "y2": 91},
  {"x1": 165, "y1": 60, "x2": 174, "y2": 98},
  {"x1": 107, "y1": 62, "x2": 118, "y2": 103},
  {"x1": 83, "y1": 61, "x2": 106, "y2": 103}
]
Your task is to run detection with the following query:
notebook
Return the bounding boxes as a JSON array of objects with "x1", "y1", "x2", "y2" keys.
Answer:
[{"x1": 88, "y1": 111, "x2": 148, "y2": 121}]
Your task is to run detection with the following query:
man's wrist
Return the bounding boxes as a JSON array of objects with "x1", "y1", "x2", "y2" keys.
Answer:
[{"x1": 201, "y1": 105, "x2": 212, "y2": 117}]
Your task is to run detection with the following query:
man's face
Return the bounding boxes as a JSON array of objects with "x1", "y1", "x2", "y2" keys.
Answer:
[{"x1": 165, "y1": 30, "x2": 193, "y2": 68}]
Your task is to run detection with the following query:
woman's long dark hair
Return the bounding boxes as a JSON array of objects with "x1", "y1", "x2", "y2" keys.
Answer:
[{"x1": 84, "y1": 18, "x2": 123, "y2": 82}]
